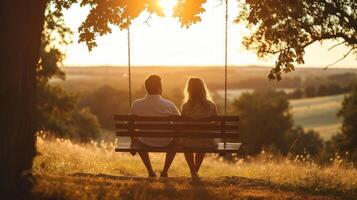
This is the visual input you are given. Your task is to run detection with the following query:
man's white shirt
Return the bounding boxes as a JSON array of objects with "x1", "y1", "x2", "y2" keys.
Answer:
[{"x1": 130, "y1": 95, "x2": 180, "y2": 147}]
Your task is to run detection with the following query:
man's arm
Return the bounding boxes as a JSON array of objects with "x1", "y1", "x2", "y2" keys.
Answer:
[
  {"x1": 213, "y1": 103, "x2": 218, "y2": 116},
  {"x1": 168, "y1": 102, "x2": 181, "y2": 116}
]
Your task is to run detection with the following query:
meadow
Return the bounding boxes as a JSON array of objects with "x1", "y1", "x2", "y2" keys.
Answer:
[
  {"x1": 32, "y1": 135, "x2": 357, "y2": 199},
  {"x1": 290, "y1": 94, "x2": 344, "y2": 140}
]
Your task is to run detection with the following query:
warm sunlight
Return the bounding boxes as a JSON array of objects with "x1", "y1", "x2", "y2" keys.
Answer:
[
  {"x1": 3, "y1": 0, "x2": 357, "y2": 199},
  {"x1": 159, "y1": 0, "x2": 177, "y2": 16}
]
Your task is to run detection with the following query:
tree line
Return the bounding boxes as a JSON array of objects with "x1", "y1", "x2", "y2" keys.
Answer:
[{"x1": 231, "y1": 87, "x2": 357, "y2": 164}]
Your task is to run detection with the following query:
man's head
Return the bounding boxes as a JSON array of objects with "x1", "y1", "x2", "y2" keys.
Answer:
[{"x1": 145, "y1": 75, "x2": 162, "y2": 95}]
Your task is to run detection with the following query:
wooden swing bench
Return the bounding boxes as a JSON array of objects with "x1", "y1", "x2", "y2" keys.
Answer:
[{"x1": 114, "y1": 115, "x2": 242, "y2": 153}]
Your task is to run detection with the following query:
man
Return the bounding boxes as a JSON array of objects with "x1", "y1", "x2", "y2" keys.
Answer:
[{"x1": 130, "y1": 75, "x2": 180, "y2": 177}]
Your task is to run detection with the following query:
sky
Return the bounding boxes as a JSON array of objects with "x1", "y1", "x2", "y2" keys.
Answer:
[{"x1": 62, "y1": 0, "x2": 356, "y2": 68}]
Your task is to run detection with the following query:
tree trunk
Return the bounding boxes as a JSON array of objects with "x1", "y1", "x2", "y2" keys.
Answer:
[{"x1": 0, "y1": 0, "x2": 46, "y2": 199}]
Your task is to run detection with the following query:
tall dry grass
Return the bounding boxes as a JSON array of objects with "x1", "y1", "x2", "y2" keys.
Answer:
[{"x1": 33, "y1": 135, "x2": 357, "y2": 197}]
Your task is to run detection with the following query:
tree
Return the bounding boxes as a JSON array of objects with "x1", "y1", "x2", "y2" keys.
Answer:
[
  {"x1": 0, "y1": 0, "x2": 81, "y2": 197},
  {"x1": 328, "y1": 73, "x2": 357, "y2": 86},
  {"x1": 68, "y1": 108, "x2": 101, "y2": 142},
  {"x1": 317, "y1": 85, "x2": 328, "y2": 96},
  {"x1": 232, "y1": 89, "x2": 293, "y2": 155},
  {"x1": 288, "y1": 88, "x2": 304, "y2": 99},
  {"x1": 236, "y1": 0, "x2": 357, "y2": 80},
  {"x1": 326, "y1": 83, "x2": 343, "y2": 95},
  {"x1": 331, "y1": 84, "x2": 357, "y2": 162},
  {"x1": 0, "y1": 0, "x2": 47, "y2": 199},
  {"x1": 304, "y1": 85, "x2": 316, "y2": 98},
  {"x1": 37, "y1": 83, "x2": 101, "y2": 142},
  {"x1": 79, "y1": 85, "x2": 128, "y2": 129},
  {"x1": 36, "y1": 2, "x2": 101, "y2": 142},
  {"x1": 287, "y1": 126, "x2": 323, "y2": 157}
]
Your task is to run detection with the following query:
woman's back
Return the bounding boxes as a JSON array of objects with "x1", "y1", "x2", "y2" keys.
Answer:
[
  {"x1": 182, "y1": 100, "x2": 217, "y2": 119},
  {"x1": 181, "y1": 100, "x2": 219, "y2": 148}
]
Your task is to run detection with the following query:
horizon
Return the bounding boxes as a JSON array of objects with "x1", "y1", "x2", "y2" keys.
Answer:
[{"x1": 63, "y1": 65, "x2": 357, "y2": 69}]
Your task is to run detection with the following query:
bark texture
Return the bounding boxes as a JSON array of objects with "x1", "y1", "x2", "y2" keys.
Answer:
[{"x1": 0, "y1": 0, "x2": 46, "y2": 199}]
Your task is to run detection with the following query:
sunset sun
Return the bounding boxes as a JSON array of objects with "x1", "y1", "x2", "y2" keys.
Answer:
[{"x1": 159, "y1": 0, "x2": 177, "y2": 16}]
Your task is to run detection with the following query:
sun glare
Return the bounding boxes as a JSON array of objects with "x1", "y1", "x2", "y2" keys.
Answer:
[{"x1": 159, "y1": 0, "x2": 177, "y2": 16}]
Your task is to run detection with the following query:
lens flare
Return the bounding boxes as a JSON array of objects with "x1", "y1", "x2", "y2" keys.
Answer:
[{"x1": 159, "y1": 0, "x2": 177, "y2": 16}]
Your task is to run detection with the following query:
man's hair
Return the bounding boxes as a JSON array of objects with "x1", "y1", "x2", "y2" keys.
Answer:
[{"x1": 145, "y1": 75, "x2": 162, "y2": 95}]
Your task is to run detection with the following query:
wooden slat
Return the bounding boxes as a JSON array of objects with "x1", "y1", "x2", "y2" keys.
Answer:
[
  {"x1": 115, "y1": 142, "x2": 242, "y2": 153},
  {"x1": 115, "y1": 124, "x2": 239, "y2": 130},
  {"x1": 114, "y1": 115, "x2": 239, "y2": 122},
  {"x1": 116, "y1": 131, "x2": 239, "y2": 138}
]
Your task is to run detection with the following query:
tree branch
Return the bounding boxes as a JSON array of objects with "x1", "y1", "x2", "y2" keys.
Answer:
[
  {"x1": 324, "y1": 46, "x2": 357, "y2": 69},
  {"x1": 328, "y1": 41, "x2": 346, "y2": 51},
  {"x1": 143, "y1": 14, "x2": 152, "y2": 27}
]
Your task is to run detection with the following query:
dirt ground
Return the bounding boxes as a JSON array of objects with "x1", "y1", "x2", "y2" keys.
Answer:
[{"x1": 33, "y1": 174, "x2": 345, "y2": 200}]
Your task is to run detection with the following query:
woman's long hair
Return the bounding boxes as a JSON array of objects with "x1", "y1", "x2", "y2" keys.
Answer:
[{"x1": 183, "y1": 77, "x2": 212, "y2": 108}]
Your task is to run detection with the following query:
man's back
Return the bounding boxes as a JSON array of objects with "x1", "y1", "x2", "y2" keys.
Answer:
[
  {"x1": 130, "y1": 95, "x2": 180, "y2": 147},
  {"x1": 131, "y1": 95, "x2": 180, "y2": 116}
]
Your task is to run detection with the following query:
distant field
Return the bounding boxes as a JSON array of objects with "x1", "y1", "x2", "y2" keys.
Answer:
[
  {"x1": 217, "y1": 90, "x2": 344, "y2": 140},
  {"x1": 290, "y1": 94, "x2": 344, "y2": 140},
  {"x1": 59, "y1": 66, "x2": 357, "y2": 92},
  {"x1": 58, "y1": 66, "x2": 353, "y2": 140}
]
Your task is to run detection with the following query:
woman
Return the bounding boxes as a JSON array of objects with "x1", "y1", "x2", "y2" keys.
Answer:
[{"x1": 181, "y1": 77, "x2": 218, "y2": 178}]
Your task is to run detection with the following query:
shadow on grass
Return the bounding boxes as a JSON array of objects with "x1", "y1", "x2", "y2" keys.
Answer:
[
  {"x1": 70, "y1": 173, "x2": 221, "y2": 199},
  {"x1": 34, "y1": 173, "x2": 351, "y2": 200},
  {"x1": 220, "y1": 176, "x2": 356, "y2": 199}
]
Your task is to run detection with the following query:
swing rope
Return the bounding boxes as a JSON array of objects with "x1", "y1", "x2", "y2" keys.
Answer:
[
  {"x1": 224, "y1": 0, "x2": 228, "y2": 116},
  {"x1": 127, "y1": 27, "x2": 132, "y2": 108}
]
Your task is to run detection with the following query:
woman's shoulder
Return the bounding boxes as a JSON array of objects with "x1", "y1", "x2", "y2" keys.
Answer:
[
  {"x1": 207, "y1": 100, "x2": 216, "y2": 108},
  {"x1": 207, "y1": 100, "x2": 216, "y2": 105}
]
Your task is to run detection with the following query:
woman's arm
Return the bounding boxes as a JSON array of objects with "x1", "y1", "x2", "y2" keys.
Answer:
[
  {"x1": 181, "y1": 103, "x2": 187, "y2": 116},
  {"x1": 212, "y1": 102, "x2": 218, "y2": 116}
]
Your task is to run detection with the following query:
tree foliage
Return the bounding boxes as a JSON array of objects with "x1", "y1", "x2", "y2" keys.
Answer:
[
  {"x1": 78, "y1": 0, "x2": 160, "y2": 50},
  {"x1": 331, "y1": 83, "x2": 357, "y2": 162},
  {"x1": 287, "y1": 126, "x2": 323, "y2": 157},
  {"x1": 37, "y1": 1, "x2": 72, "y2": 83},
  {"x1": 236, "y1": 0, "x2": 357, "y2": 80},
  {"x1": 36, "y1": 1, "x2": 101, "y2": 142},
  {"x1": 79, "y1": 85, "x2": 128, "y2": 129},
  {"x1": 74, "y1": 0, "x2": 207, "y2": 50},
  {"x1": 232, "y1": 89, "x2": 293, "y2": 155},
  {"x1": 232, "y1": 89, "x2": 326, "y2": 157}
]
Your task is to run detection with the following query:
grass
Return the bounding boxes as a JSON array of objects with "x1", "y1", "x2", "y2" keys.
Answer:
[
  {"x1": 32, "y1": 136, "x2": 357, "y2": 199},
  {"x1": 290, "y1": 94, "x2": 344, "y2": 140}
]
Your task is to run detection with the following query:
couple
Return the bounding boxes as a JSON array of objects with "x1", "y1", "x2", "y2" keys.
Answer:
[{"x1": 130, "y1": 75, "x2": 218, "y2": 178}]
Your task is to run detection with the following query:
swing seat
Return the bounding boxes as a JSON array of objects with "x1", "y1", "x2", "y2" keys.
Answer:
[{"x1": 114, "y1": 115, "x2": 242, "y2": 153}]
